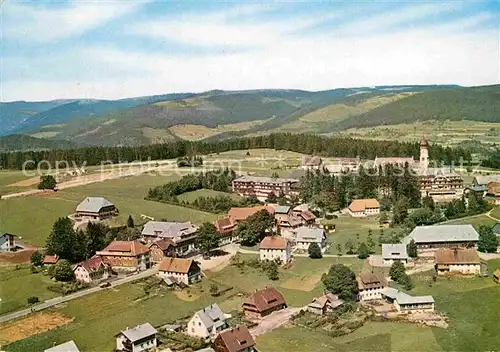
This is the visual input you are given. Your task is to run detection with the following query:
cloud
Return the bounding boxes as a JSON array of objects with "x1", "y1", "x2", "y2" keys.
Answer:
[{"x1": 2, "y1": 1, "x2": 145, "y2": 43}]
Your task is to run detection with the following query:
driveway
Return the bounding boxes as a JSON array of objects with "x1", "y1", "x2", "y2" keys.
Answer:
[
  {"x1": 0, "y1": 267, "x2": 158, "y2": 324},
  {"x1": 249, "y1": 307, "x2": 303, "y2": 336}
]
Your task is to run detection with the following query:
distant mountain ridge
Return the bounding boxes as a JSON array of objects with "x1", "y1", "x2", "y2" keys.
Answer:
[
  {"x1": 0, "y1": 134, "x2": 78, "y2": 152},
  {"x1": 2, "y1": 84, "x2": 498, "y2": 147}
]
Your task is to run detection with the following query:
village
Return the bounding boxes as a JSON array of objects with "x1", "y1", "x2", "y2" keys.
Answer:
[{"x1": 1, "y1": 139, "x2": 500, "y2": 352}]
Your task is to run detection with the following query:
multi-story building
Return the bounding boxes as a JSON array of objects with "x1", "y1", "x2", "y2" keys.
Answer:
[
  {"x1": 356, "y1": 273, "x2": 388, "y2": 301},
  {"x1": 232, "y1": 175, "x2": 299, "y2": 201},
  {"x1": 75, "y1": 197, "x2": 117, "y2": 220},
  {"x1": 259, "y1": 236, "x2": 291, "y2": 263},
  {"x1": 434, "y1": 248, "x2": 482, "y2": 276},
  {"x1": 157, "y1": 257, "x2": 202, "y2": 285},
  {"x1": 141, "y1": 221, "x2": 198, "y2": 256},
  {"x1": 73, "y1": 256, "x2": 109, "y2": 284},
  {"x1": 96, "y1": 241, "x2": 151, "y2": 272},
  {"x1": 187, "y1": 304, "x2": 229, "y2": 340},
  {"x1": 213, "y1": 325, "x2": 256, "y2": 352},
  {"x1": 348, "y1": 199, "x2": 380, "y2": 217},
  {"x1": 404, "y1": 225, "x2": 479, "y2": 251},
  {"x1": 242, "y1": 287, "x2": 287, "y2": 319},
  {"x1": 116, "y1": 323, "x2": 157, "y2": 352}
]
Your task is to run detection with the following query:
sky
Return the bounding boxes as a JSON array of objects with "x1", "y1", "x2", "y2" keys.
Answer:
[{"x1": 1, "y1": 0, "x2": 499, "y2": 101}]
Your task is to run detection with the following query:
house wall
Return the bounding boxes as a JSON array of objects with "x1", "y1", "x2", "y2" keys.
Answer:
[
  {"x1": 149, "y1": 247, "x2": 165, "y2": 263},
  {"x1": 158, "y1": 271, "x2": 189, "y2": 285},
  {"x1": 358, "y1": 287, "x2": 385, "y2": 301},
  {"x1": 383, "y1": 258, "x2": 408, "y2": 266},
  {"x1": 395, "y1": 301, "x2": 434, "y2": 313},
  {"x1": 296, "y1": 240, "x2": 325, "y2": 251},
  {"x1": 131, "y1": 337, "x2": 157, "y2": 352},
  {"x1": 0, "y1": 235, "x2": 15, "y2": 252},
  {"x1": 101, "y1": 254, "x2": 150, "y2": 272},
  {"x1": 348, "y1": 209, "x2": 366, "y2": 217},
  {"x1": 187, "y1": 314, "x2": 210, "y2": 339},
  {"x1": 259, "y1": 246, "x2": 291, "y2": 263},
  {"x1": 437, "y1": 263, "x2": 481, "y2": 275}
]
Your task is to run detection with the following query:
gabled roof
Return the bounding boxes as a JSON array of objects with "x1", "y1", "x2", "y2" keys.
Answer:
[
  {"x1": 119, "y1": 323, "x2": 157, "y2": 342},
  {"x1": 228, "y1": 206, "x2": 275, "y2": 222},
  {"x1": 487, "y1": 181, "x2": 500, "y2": 197},
  {"x1": 299, "y1": 210, "x2": 316, "y2": 221},
  {"x1": 44, "y1": 340, "x2": 80, "y2": 352},
  {"x1": 99, "y1": 241, "x2": 150, "y2": 256},
  {"x1": 260, "y1": 236, "x2": 288, "y2": 250},
  {"x1": 216, "y1": 326, "x2": 255, "y2": 352},
  {"x1": 467, "y1": 185, "x2": 488, "y2": 192},
  {"x1": 295, "y1": 227, "x2": 324, "y2": 243},
  {"x1": 405, "y1": 225, "x2": 479, "y2": 244},
  {"x1": 348, "y1": 199, "x2": 380, "y2": 212},
  {"x1": 382, "y1": 244, "x2": 408, "y2": 260},
  {"x1": 474, "y1": 174, "x2": 500, "y2": 185},
  {"x1": 194, "y1": 303, "x2": 227, "y2": 330},
  {"x1": 215, "y1": 217, "x2": 236, "y2": 233},
  {"x1": 159, "y1": 257, "x2": 197, "y2": 274},
  {"x1": 270, "y1": 204, "x2": 291, "y2": 214},
  {"x1": 74, "y1": 256, "x2": 106, "y2": 273},
  {"x1": 142, "y1": 221, "x2": 197, "y2": 238},
  {"x1": 308, "y1": 293, "x2": 344, "y2": 310},
  {"x1": 381, "y1": 287, "x2": 434, "y2": 305},
  {"x1": 434, "y1": 248, "x2": 481, "y2": 265},
  {"x1": 357, "y1": 273, "x2": 387, "y2": 290},
  {"x1": 278, "y1": 215, "x2": 303, "y2": 227},
  {"x1": 43, "y1": 255, "x2": 59, "y2": 264},
  {"x1": 76, "y1": 197, "x2": 114, "y2": 213},
  {"x1": 243, "y1": 287, "x2": 286, "y2": 312},
  {"x1": 148, "y1": 238, "x2": 176, "y2": 251}
]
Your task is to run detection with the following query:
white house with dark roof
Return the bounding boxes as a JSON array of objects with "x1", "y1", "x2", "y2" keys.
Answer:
[
  {"x1": 141, "y1": 220, "x2": 198, "y2": 255},
  {"x1": 404, "y1": 225, "x2": 479, "y2": 251},
  {"x1": 44, "y1": 340, "x2": 80, "y2": 352},
  {"x1": 382, "y1": 244, "x2": 409, "y2": 265},
  {"x1": 0, "y1": 233, "x2": 16, "y2": 252},
  {"x1": 294, "y1": 227, "x2": 326, "y2": 250},
  {"x1": 381, "y1": 287, "x2": 435, "y2": 312},
  {"x1": 75, "y1": 196, "x2": 117, "y2": 220},
  {"x1": 116, "y1": 323, "x2": 157, "y2": 352},
  {"x1": 187, "y1": 303, "x2": 230, "y2": 340},
  {"x1": 73, "y1": 256, "x2": 109, "y2": 284}
]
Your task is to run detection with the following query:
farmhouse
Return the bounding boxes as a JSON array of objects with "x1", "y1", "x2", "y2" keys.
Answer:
[
  {"x1": 187, "y1": 303, "x2": 229, "y2": 340},
  {"x1": 43, "y1": 255, "x2": 59, "y2": 266},
  {"x1": 75, "y1": 196, "x2": 117, "y2": 220},
  {"x1": 301, "y1": 155, "x2": 323, "y2": 170},
  {"x1": 148, "y1": 239, "x2": 176, "y2": 263},
  {"x1": 157, "y1": 257, "x2": 201, "y2": 285},
  {"x1": 214, "y1": 217, "x2": 239, "y2": 245},
  {"x1": 44, "y1": 341, "x2": 80, "y2": 352},
  {"x1": 213, "y1": 325, "x2": 256, "y2": 352},
  {"x1": 382, "y1": 244, "x2": 409, "y2": 265},
  {"x1": 381, "y1": 287, "x2": 435, "y2": 313},
  {"x1": 434, "y1": 248, "x2": 482, "y2": 276},
  {"x1": 473, "y1": 174, "x2": 500, "y2": 186},
  {"x1": 348, "y1": 199, "x2": 380, "y2": 217},
  {"x1": 73, "y1": 256, "x2": 109, "y2": 284},
  {"x1": 96, "y1": 241, "x2": 151, "y2": 272},
  {"x1": 142, "y1": 221, "x2": 198, "y2": 255},
  {"x1": 307, "y1": 293, "x2": 344, "y2": 315},
  {"x1": 231, "y1": 175, "x2": 299, "y2": 200},
  {"x1": 0, "y1": 233, "x2": 16, "y2": 252},
  {"x1": 485, "y1": 181, "x2": 500, "y2": 205},
  {"x1": 243, "y1": 287, "x2": 287, "y2": 319},
  {"x1": 259, "y1": 236, "x2": 291, "y2": 263},
  {"x1": 356, "y1": 273, "x2": 388, "y2": 301},
  {"x1": 116, "y1": 323, "x2": 157, "y2": 352},
  {"x1": 294, "y1": 227, "x2": 326, "y2": 250},
  {"x1": 404, "y1": 225, "x2": 479, "y2": 250}
]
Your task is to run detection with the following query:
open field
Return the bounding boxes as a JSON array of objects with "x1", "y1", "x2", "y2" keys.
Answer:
[
  {"x1": 169, "y1": 120, "x2": 270, "y2": 141},
  {"x1": 5, "y1": 256, "x2": 363, "y2": 351},
  {"x1": 442, "y1": 214, "x2": 497, "y2": 228},
  {"x1": 0, "y1": 171, "x2": 34, "y2": 196},
  {"x1": 0, "y1": 266, "x2": 59, "y2": 315},
  {"x1": 177, "y1": 189, "x2": 241, "y2": 202},
  {"x1": 257, "y1": 259, "x2": 500, "y2": 352}
]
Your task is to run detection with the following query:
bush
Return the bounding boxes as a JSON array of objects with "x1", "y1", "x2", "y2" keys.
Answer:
[
  {"x1": 308, "y1": 243, "x2": 323, "y2": 259},
  {"x1": 27, "y1": 296, "x2": 39, "y2": 305},
  {"x1": 53, "y1": 259, "x2": 75, "y2": 282},
  {"x1": 30, "y1": 251, "x2": 44, "y2": 267},
  {"x1": 38, "y1": 175, "x2": 57, "y2": 190}
]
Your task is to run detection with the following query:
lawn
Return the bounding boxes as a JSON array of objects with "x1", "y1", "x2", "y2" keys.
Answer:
[
  {"x1": 0, "y1": 171, "x2": 35, "y2": 196},
  {"x1": 488, "y1": 206, "x2": 500, "y2": 220},
  {"x1": 177, "y1": 189, "x2": 241, "y2": 202},
  {"x1": 0, "y1": 174, "x2": 217, "y2": 246},
  {"x1": 0, "y1": 266, "x2": 58, "y2": 315},
  {"x1": 442, "y1": 214, "x2": 497, "y2": 228},
  {"x1": 324, "y1": 215, "x2": 389, "y2": 255}
]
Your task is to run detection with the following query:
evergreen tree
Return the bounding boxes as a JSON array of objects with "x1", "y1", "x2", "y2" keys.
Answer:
[
  {"x1": 322, "y1": 264, "x2": 358, "y2": 301},
  {"x1": 400, "y1": 273, "x2": 414, "y2": 291},
  {"x1": 422, "y1": 196, "x2": 435, "y2": 210},
  {"x1": 86, "y1": 222, "x2": 108, "y2": 257},
  {"x1": 38, "y1": 175, "x2": 57, "y2": 190},
  {"x1": 379, "y1": 212, "x2": 389, "y2": 225},
  {"x1": 127, "y1": 215, "x2": 135, "y2": 228},
  {"x1": 407, "y1": 239, "x2": 418, "y2": 258},
  {"x1": 345, "y1": 239, "x2": 355, "y2": 254},
  {"x1": 53, "y1": 259, "x2": 75, "y2": 282},
  {"x1": 45, "y1": 217, "x2": 77, "y2": 261},
  {"x1": 478, "y1": 225, "x2": 498, "y2": 253},
  {"x1": 389, "y1": 260, "x2": 406, "y2": 282},
  {"x1": 367, "y1": 230, "x2": 375, "y2": 252},
  {"x1": 308, "y1": 242, "x2": 323, "y2": 259},
  {"x1": 30, "y1": 251, "x2": 43, "y2": 267},
  {"x1": 392, "y1": 197, "x2": 409, "y2": 225},
  {"x1": 73, "y1": 230, "x2": 88, "y2": 262},
  {"x1": 357, "y1": 242, "x2": 370, "y2": 259}
]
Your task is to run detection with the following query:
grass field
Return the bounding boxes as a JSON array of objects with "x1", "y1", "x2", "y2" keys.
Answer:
[
  {"x1": 4, "y1": 255, "x2": 363, "y2": 351},
  {"x1": 0, "y1": 266, "x2": 58, "y2": 315},
  {"x1": 0, "y1": 174, "x2": 217, "y2": 246},
  {"x1": 177, "y1": 189, "x2": 241, "y2": 202},
  {"x1": 442, "y1": 214, "x2": 497, "y2": 228},
  {"x1": 0, "y1": 171, "x2": 34, "y2": 196}
]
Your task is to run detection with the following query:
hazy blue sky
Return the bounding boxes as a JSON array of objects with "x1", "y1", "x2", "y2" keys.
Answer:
[{"x1": 1, "y1": 0, "x2": 499, "y2": 101}]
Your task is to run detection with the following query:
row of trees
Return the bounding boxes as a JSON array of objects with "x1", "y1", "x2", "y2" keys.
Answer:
[
  {"x1": 178, "y1": 194, "x2": 261, "y2": 214},
  {"x1": 0, "y1": 133, "x2": 471, "y2": 170},
  {"x1": 146, "y1": 168, "x2": 237, "y2": 201}
]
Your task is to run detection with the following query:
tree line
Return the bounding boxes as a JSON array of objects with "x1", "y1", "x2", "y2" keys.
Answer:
[
  {"x1": 178, "y1": 194, "x2": 261, "y2": 214},
  {"x1": 0, "y1": 133, "x2": 471, "y2": 170}
]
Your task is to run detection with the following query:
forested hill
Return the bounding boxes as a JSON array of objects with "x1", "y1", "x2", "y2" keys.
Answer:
[
  {"x1": 0, "y1": 133, "x2": 470, "y2": 170},
  {"x1": 334, "y1": 85, "x2": 500, "y2": 130},
  {"x1": 0, "y1": 134, "x2": 77, "y2": 152}
]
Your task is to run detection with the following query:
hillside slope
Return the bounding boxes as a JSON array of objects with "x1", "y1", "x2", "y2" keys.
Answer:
[
  {"x1": 334, "y1": 85, "x2": 500, "y2": 130},
  {"x1": 0, "y1": 134, "x2": 77, "y2": 152}
]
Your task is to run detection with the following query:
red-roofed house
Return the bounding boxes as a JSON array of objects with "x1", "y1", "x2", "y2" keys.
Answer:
[
  {"x1": 348, "y1": 199, "x2": 380, "y2": 217},
  {"x1": 73, "y1": 256, "x2": 109, "y2": 284},
  {"x1": 43, "y1": 255, "x2": 59, "y2": 266},
  {"x1": 96, "y1": 241, "x2": 151, "y2": 272},
  {"x1": 148, "y1": 239, "x2": 176, "y2": 263},
  {"x1": 157, "y1": 257, "x2": 201, "y2": 285},
  {"x1": 214, "y1": 217, "x2": 238, "y2": 245},
  {"x1": 243, "y1": 287, "x2": 287, "y2": 319},
  {"x1": 213, "y1": 325, "x2": 256, "y2": 352},
  {"x1": 227, "y1": 206, "x2": 275, "y2": 223}
]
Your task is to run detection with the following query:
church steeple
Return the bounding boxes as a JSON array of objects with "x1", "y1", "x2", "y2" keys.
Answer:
[{"x1": 420, "y1": 135, "x2": 429, "y2": 169}]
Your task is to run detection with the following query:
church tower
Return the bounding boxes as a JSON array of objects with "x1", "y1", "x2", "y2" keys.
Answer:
[{"x1": 420, "y1": 136, "x2": 429, "y2": 169}]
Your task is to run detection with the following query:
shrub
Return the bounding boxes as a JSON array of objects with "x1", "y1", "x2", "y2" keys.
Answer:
[{"x1": 27, "y1": 296, "x2": 39, "y2": 305}]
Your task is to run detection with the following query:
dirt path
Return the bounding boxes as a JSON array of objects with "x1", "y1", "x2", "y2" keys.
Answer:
[{"x1": 249, "y1": 307, "x2": 303, "y2": 337}]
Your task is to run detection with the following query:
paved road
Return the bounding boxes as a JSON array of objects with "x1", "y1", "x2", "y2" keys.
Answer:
[{"x1": 0, "y1": 267, "x2": 157, "y2": 324}]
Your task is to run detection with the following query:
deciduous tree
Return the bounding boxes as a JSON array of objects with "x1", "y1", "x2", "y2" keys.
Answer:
[
  {"x1": 196, "y1": 223, "x2": 220, "y2": 256},
  {"x1": 321, "y1": 264, "x2": 358, "y2": 301},
  {"x1": 389, "y1": 260, "x2": 406, "y2": 282},
  {"x1": 53, "y1": 259, "x2": 75, "y2": 282},
  {"x1": 30, "y1": 251, "x2": 43, "y2": 267},
  {"x1": 308, "y1": 242, "x2": 323, "y2": 259}
]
